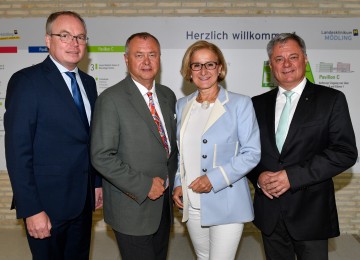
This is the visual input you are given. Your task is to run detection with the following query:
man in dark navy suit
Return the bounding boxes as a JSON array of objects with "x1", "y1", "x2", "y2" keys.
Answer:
[
  {"x1": 249, "y1": 33, "x2": 357, "y2": 260},
  {"x1": 4, "y1": 11, "x2": 102, "y2": 259}
]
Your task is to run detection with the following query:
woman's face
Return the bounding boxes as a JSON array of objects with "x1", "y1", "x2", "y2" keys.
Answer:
[{"x1": 190, "y1": 48, "x2": 222, "y2": 91}]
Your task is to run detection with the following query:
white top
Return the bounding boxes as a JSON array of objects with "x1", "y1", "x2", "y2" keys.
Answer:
[
  {"x1": 275, "y1": 77, "x2": 306, "y2": 134},
  {"x1": 50, "y1": 55, "x2": 91, "y2": 124},
  {"x1": 133, "y1": 79, "x2": 171, "y2": 153},
  {"x1": 183, "y1": 100, "x2": 214, "y2": 209}
]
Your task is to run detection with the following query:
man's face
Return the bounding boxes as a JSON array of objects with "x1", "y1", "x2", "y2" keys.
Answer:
[
  {"x1": 124, "y1": 37, "x2": 160, "y2": 90},
  {"x1": 45, "y1": 15, "x2": 87, "y2": 71},
  {"x1": 269, "y1": 39, "x2": 308, "y2": 90}
]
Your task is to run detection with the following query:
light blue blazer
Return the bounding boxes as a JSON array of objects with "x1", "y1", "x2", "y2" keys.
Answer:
[{"x1": 174, "y1": 86, "x2": 261, "y2": 226}]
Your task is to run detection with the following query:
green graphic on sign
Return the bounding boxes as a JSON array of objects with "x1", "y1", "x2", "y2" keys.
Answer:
[
  {"x1": 305, "y1": 62, "x2": 314, "y2": 83},
  {"x1": 262, "y1": 61, "x2": 274, "y2": 88},
  {"x1": 87, "y1": 46, "x2": 125, "y2": 53}
]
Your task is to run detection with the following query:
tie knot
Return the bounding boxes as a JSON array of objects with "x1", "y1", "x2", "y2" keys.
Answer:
[
  {"x1": 147, "y1": 92, "x2": 153, "y2": 99},
  {"x1": 65, "y1": 71, "x2": 76, "y2": 80},
  {"x1": 283, "y1": 90, "x2": 294, "y2": 98}
]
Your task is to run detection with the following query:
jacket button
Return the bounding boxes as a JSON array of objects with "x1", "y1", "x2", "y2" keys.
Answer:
[
  {"x1": 202, "y1": 155, "x2": 207, "y2": 159},
  {"x1": 203, "y1": 139, "x2": 207, "y2": 144},
  {"x1": 202, "y1": 169, "x2": 207, "y2": 172}
]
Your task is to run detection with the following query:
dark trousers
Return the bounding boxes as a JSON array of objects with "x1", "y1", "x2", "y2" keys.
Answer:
[
  {"x1": 262, "y1": 214, "x2": 328, "y2": 260},
  {"x1": 114, "y1": 191, "x2": 171, "y2": 260},
  {"x1": 25, "y1": 193, "x2": 92, "y2": 260}
]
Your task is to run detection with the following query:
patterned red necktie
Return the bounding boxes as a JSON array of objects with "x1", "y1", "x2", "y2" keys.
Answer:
[{"x1": 147, "y1": 92, "x2": 169, "y2": 156}]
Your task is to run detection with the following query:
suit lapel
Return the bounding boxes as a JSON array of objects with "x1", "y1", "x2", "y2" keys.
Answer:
[
  {"x1": 157, "y1": 86, "x2": 174, "y2": 145},
  {"x1": 180, "y1": 87, "x2": 228, "y2": 137},
  {"x1": 203, "y1": 88, "x2": 228, "y2": 134},
  {"x1": 179, "y1": 94, "x2": 197, "y2": 148},
  {"x1": 42, "y1": 57, "x2": 88, "y2": 135},
  {"x1": 265, "y1": 88, "x2": 280, "y2": 155},
  {"x1": 79, "y1": 71, "x2": 96, "y2": 110},
  {"x1": 283, "y1": 82, "x2": 315, "y2": 151}
]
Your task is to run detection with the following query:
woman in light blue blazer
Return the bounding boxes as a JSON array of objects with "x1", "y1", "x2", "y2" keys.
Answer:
[{"x1": 173, "y1": 40, "x2": 261, "y2": 260}]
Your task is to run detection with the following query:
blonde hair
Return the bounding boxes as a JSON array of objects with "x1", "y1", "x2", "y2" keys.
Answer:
[{"x1": 180, "y1": 40, "x2": 227, "y2": 82}]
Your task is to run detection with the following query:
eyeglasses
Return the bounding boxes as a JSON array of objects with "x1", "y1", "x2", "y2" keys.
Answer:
[
  {"x1": 50, "y1": 33, "x2": 88, "y2": 45},
  {"x1": 190, "y1": 61, "x2": 218, "y2": 71}
]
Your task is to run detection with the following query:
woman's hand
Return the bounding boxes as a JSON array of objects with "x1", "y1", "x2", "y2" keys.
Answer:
[
  {"x1": 172, "y1": 186, "x2": 184, "y2": 209},
  {"x1": 189, "y1": 175, "x2": 213, "y2": 193}
]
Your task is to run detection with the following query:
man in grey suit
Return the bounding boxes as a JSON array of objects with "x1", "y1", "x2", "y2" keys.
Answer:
[{"x1": 91, "y1": 32, "x2": 178, "y2": 260}]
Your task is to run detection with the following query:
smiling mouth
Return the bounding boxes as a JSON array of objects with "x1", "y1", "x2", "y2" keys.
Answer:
[
  {"x1": 282, "y1": 70, "x2": 294, "y2": 75},
  {"x1": 198, "y1": 76, "x2": 211, "y2": 80}
]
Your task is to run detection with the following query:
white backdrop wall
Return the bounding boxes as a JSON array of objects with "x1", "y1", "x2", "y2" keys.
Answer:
[{"x1": 0, "y1": 17, "x2": 359, "y2": 172}]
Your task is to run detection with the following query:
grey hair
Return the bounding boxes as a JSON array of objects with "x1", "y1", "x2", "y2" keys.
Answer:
[{"x1": 266, "y1": 33, "x2": 307, "y2": 58}]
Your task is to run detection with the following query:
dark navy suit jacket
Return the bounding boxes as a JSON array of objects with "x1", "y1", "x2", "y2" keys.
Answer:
[{"x1": 5, "y1": 56, "x2": 99, "y2": 220}]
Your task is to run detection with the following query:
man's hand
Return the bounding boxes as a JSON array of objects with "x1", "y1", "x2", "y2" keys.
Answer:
[
  {"x1": 258, "y1": 170, "x2": 290, "y2": 199},
  {"x1": 258, "y1": 171, "x2": 276, "y2": 199},
  {"x1": 95, "y1": 187, "x2": 103, "y2": 209},
  {"x1": 25, "y1": 211, "x2": 52, "y2": 239},
  {"x1": 189, "y1": 175, "x2": 212, "y2": 193},
  {"x1": 148, "y1": 177, "x2": 165, "y2": 200},
  {"x1": 266, "y1": 170, "x2": 290, "y2": 197},
  {"x1": 172, "y1": 186, "x2": 183, "y2": 209}
]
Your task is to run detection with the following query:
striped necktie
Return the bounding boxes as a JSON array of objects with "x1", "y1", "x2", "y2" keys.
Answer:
[{"x1": 147, "y1": 92, "x2": 169, "y2": 156}]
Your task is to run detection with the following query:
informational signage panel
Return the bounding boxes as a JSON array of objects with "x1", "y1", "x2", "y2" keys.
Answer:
[{"x1": 1, "y1": 17, "x2": 359, "y2": 171}]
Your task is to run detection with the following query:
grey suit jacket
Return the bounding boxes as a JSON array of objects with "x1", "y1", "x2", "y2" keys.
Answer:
[{"x1": 91, "y1": 75, "x2": 178, "y2": 235}]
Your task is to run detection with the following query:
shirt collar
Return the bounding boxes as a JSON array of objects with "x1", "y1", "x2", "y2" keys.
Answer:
[
  {"x1": 131, "y1": 78, "x2": 157, "y2": 98},
  {"x1": 278, "y1": 77, "x2": 306, "y2": 97},
  {"x1": 49, "y1": 55, "x2": 79, "y2": 74}
]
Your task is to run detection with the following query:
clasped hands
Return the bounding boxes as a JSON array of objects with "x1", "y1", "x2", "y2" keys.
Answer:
[
  {"x1": 258, "y1": 170, "x2": 290, "y2": 199},
  {"x1": 172, "y1": 175, "x2": 212, "y2": 209}
]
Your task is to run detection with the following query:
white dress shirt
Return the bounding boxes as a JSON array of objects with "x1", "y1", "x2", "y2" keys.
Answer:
[{"x1": 183, "y1": 101, "x2": 214, "y2": 209}]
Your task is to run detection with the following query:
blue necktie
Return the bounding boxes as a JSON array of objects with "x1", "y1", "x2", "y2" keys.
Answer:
[
  {"x1": 276, "y1": 91, "x2": 294, "y2": 152},
  {"x1": 65, "y1": 72, "x2": 89, "y2": 132}
]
